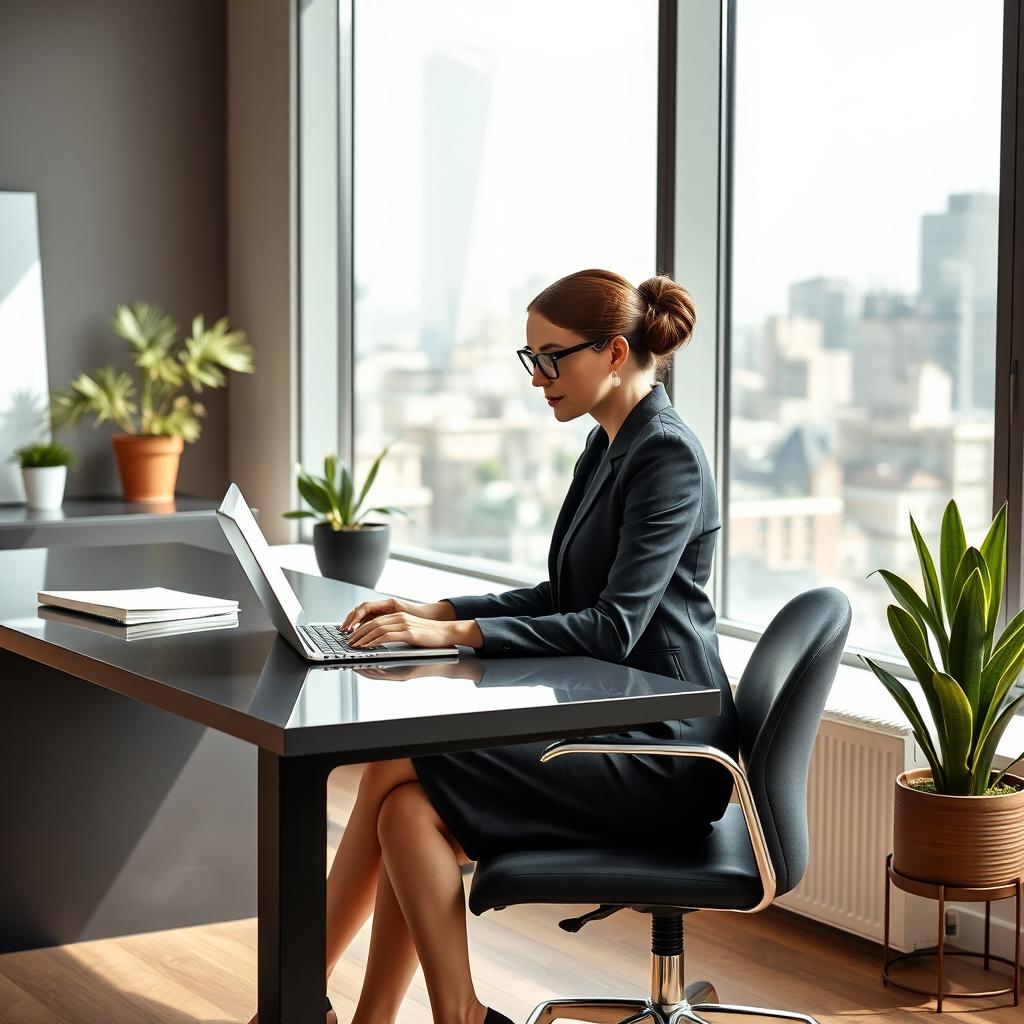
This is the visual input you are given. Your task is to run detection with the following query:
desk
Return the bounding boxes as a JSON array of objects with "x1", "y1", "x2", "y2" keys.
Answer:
[{"x1": 0, "y1": 542, "x2": 720, "y2": 1023}]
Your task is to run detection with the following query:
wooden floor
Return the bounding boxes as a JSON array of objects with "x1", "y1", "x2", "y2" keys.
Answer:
[{"x1": 0, "y1": 767, "x2": 1019, "y2": 1024}]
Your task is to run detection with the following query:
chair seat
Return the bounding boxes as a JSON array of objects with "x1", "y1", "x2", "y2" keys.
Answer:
[{"x1": 469, "y1": 804, "x2": 763, "y2": 915}]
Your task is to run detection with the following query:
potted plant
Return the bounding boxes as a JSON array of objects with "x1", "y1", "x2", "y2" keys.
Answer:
[
  {"x1": 50, "y1": 303, "x2": 253, "y2": 502},
  {"x1": 284, "y1": 446, "x2": 407, "y2": 587},
  {"x1": 861, "y1": 499, "x2": 1024, "y2": 887},
  {"x1": 11, "y1": 441, "x2": 74, "y2": 511}
]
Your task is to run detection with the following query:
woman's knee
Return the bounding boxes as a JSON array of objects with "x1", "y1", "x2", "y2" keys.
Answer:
[
  {"x1": 376, "y1": 781, "x2": 433, "y2": 846},
  {"x1": 358, "y1": 757, "x2": 417, "y2": 807}
]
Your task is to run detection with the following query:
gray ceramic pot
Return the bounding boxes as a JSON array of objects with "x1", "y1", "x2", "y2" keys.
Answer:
[{"x1": 312, "y1": 521, "x2": 390, "y2": 587}]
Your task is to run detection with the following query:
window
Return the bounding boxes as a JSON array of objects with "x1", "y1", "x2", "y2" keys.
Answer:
[
  {"x1": 724, "y1": 0, "x2": 1004, "y2": 655},
  {"x1": 350, "y1": 0, "x2": 658, "y2": 571}
]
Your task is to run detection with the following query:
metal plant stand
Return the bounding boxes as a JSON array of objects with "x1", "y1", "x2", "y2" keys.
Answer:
[{"x1": 882, "y1": 853, "x2": 1022, "y2": 1012}]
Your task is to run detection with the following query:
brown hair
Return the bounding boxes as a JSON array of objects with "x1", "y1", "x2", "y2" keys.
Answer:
[{"x1": 527, "y1": 268, "x2": 696, "y2": 378}]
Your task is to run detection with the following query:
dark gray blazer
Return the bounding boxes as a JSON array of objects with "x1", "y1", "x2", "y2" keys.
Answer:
[{"x1": 445, "y1": 383, "x2": 734, "y2": 713}]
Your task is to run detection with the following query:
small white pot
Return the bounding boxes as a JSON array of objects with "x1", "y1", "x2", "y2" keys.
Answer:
[{"x1": 21, "y1": 465, "x2": 68, "y2": 511}]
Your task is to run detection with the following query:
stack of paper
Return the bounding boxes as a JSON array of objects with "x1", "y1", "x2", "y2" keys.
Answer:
[
  {"x1": 38, "y1": 605, "x2": 239, "y2": 641},
  {"x1": 37, "y1": 587, "x2": 239, "y2": 625}
]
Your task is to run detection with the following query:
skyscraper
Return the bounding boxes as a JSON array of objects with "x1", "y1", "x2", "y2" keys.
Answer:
[
  {"x1": 420, "y1": 50, "x2": 492, "y2": 368},
  {"x1": 919, "y1": 193, "x2": 998, "y2": 413}
]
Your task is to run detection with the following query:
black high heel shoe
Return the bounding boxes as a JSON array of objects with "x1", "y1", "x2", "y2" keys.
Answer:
[{"x1": 484, "y1": 1008, "x2": 515, "y2": 1024}]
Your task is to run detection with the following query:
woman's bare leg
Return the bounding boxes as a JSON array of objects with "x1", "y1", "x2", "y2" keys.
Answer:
[
  {"x1": 325, "y1": 758, "x2": 419, "y2": 975},
  {"x1": 377, "y1": 781, "x2": 487, "y2": 1024},
  {"x1": 348, "y1": 863, "x2": 423, "y2": 1024}
]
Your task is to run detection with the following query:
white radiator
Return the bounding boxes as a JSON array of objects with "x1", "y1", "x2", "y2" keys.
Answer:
[{"x1": 775, "y1": 717, "x2": 933, "y2": 952}]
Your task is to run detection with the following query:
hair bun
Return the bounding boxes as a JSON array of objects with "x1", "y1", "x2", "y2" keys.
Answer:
[{"x1": 636, "y1": 275, "x2": 696, "y2": 356}]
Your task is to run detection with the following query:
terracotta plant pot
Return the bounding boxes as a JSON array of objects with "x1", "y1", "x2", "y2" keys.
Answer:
[
  {"x1": 313, "y1": 521, "x2": 390, "y2": 588},
  {"x1": 111, "y1": 434, "x2": 184, "y2": 502},
  {"x1": 893, "y1": 767, "x2": 1024, "y2": 886}
]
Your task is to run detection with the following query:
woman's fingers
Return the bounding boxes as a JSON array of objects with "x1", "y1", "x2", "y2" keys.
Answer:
[
  {"x1": 341, "y1": 598, "x2": 395, "y2": 631},
  {"x1": 347, "y1": 611, "x2": 403, "y2": 646}
]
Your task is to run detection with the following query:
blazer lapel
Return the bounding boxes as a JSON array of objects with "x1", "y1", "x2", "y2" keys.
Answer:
[
  {"x1": 552, "y1": 384, "x2": 674, "y2": 599},
  {"x1": 555, "y1": 452, "x2": 613, "y2": 586}
]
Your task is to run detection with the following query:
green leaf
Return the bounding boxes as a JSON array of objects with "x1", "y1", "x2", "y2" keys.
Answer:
[
  {"x1": 971, "y1": 691, "x2": 1024, "y2": 794},
  {"x1": 859, "y1": 655, "x2": 945, "y2": 790},
  {"x1": 871, "y1": 568, "x2": 946, "y2": 669},
  {"x1": 939, "y1": 500, "x2": 967, "y2": 624},
  {"x1": 180, "y1": 314, "x2": 253, "y2": 392},
  {"x1": 946, "y1": 568, "x2": 986, "y2": 719},
  {"x1": 979, "y1": 502, "x2": 1007, "y2": 654},
  {"x1": 910, "y1": 513, "x2": 945, "y2": 632},
  {"x1": 991, "y1": 604, "x2": 1024, "y2": 660},
  {"x1": 974, "y1": 633, "x2": 1024, "y2": 752},
  {"x1": 282, "y1": 510, "x2": 317, "y2": 519},
  {"x1": 353, "y1": 442, "x2": 393, "y2": 520},
  {"x1": 324, "y1": 453, "x2": 337, "y2": 493},
  {"x1": 51, "y1": 366, "x2": 138, "y2": 434},
  {"x1": 887, "y1": 605, "x2": 944, "y2": 734},
  {"x1": 338, "y1": 463, "x2": 354, "y2": 523},
  {"x1": 319, "y1": 471, "x2": 344, "y2": 526},
  {"x1": 992, "y1": 747, "x2": 1024, "y2": 790},
  {"x1": 355, "y1": 505, "x2": 409, "y2": 522},
  {"x1": 297, "y1": 470, "x2": 332, "y2": 514},
  {"x1": 949, "y1": 547, "x2": 989, "y2": 627},
  {"x1": 931, "y1": 670, "x2": 974, "y2": 794}
]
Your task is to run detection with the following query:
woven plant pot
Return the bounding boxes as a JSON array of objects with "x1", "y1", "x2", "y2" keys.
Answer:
[{"x1": 893, "y1": 767, "x2": 1024, "y2": 886}]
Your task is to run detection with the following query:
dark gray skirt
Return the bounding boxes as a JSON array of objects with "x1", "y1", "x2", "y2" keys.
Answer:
[{"x1": 412, "y1": 711, "x2": 735, "y2": 862}]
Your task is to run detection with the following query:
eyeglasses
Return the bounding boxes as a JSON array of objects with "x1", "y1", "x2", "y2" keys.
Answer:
[{"x1": 516, "y1": 337, "x2": 613, "y2": 380}]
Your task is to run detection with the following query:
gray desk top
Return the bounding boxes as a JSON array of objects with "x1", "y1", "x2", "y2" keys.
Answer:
[
  {"x1": 0, "y1": 543, "x2": 720, "y2": 758},
  {"x1": 0, "y1": 496, "x2": 217, "y2": 529}
]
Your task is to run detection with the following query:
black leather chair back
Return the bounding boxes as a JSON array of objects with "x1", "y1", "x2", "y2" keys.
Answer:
[{"x1": 734, "y1": 586, "x2": 851, "y2": 897}]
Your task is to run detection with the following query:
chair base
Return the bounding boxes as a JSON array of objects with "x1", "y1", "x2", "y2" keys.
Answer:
[{"x1": 525, "y1": 989, "x2": 821, "y2": 1024}]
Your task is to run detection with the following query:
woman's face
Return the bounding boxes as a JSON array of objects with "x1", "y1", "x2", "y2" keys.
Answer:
[{"x1": 524, "y1": 309, "x2": 622, "y2": 422}]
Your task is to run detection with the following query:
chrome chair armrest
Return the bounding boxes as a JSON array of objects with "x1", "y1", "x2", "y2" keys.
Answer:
[{"x1": 539, "y1": 740, "x2": 777, "y2": 911}]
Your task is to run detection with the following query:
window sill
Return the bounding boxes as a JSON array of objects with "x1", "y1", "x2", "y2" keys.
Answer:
[{"x1": 272, "y1": 542, "x2": 1023, "y2": 769}]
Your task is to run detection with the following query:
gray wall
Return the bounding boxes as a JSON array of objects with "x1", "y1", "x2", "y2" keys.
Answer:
[
  {"x1": 228, "y1": 0, "x2": 298, "y2": 543},
  {"x1": 0, "y1": 0, "x2": 229, "y2": 498}
]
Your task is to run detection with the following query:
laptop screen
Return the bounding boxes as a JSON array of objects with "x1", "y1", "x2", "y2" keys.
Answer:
[{"x1": 217, "y1": 483, "x2": 307, "y2": 642}]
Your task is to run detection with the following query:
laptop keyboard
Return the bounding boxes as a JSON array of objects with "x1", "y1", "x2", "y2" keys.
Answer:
[{"x1": 301, "y1": 624, "x2": 377, "y2": 658}]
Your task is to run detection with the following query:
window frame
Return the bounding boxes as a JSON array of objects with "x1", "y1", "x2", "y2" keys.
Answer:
[{"x1": 297, "y1": 0, "x2": 1024, "y2": 683}]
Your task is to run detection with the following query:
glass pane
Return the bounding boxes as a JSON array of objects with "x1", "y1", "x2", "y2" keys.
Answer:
[
  {"x1": 353, "y1": 0, "x2": 657, "y2": 570},
  {"x1": 727, "y1": 0, "x2": 1003, "y2": 655}
]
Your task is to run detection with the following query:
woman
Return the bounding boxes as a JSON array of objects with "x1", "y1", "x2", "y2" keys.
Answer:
[{"x1": 251, "y1": 269, "x2": 738, "y2": 1024}]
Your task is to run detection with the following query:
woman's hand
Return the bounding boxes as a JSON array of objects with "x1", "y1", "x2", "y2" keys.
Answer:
[
  {"x1": 341, "y1": 596, "x2": 455, "y2": 632},
  {"x1": 345, "y1": 609, "x2": 482, "y2": 650}
]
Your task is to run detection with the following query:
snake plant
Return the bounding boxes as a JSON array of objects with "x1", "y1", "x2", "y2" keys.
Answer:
[
  {"x1": 860, "y1": 500, "x2": 1024, "y2": 795},
  {"x1": 284, "y1": 447, "x2": 408, "y2": 531}
]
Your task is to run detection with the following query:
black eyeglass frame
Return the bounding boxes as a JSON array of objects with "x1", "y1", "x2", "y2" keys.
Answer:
[{"x1": 516, "y1": 336, "x2": 614, "y2": 380}]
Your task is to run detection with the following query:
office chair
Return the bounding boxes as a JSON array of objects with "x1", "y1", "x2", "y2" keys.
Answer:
[{"x1": 468, "y1": 586, "x2": 852, "y2": 1024}]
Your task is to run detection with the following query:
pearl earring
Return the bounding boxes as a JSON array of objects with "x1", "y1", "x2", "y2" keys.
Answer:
[{"x1": 611, "y1": 371, "x2": 621, "y2": 387}]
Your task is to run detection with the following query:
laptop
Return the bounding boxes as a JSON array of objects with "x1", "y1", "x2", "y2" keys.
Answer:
[{"x1": 216, "y1": 483, "x2": 460, "y2": 663}]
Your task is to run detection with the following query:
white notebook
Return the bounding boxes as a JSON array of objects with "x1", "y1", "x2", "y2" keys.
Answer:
[
  {"x1": 37, "y1": 587, "x2": 239, "y2": 625},
  {"x1": 38, "y1": 605, "x2": 240, "y2": 641}
]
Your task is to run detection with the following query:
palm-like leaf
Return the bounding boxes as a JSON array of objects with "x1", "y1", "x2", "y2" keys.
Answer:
[
  {"x1": 51, "y1": 366, "x2": 137, "y2": 434},
  {"x1": 113, "y1": 303, "x2": 183, "y2": 386},
  {"x1": 147, "y1": 396, "x2": 204, "y2": 442},
  {"x1": 180, "y1": 316, "x2": 254, "y2": 391}
]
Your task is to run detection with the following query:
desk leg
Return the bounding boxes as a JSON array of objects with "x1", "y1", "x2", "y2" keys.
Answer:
[{"x1": 258, "y1": 750, "x2": 328, "y2": 1024}]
